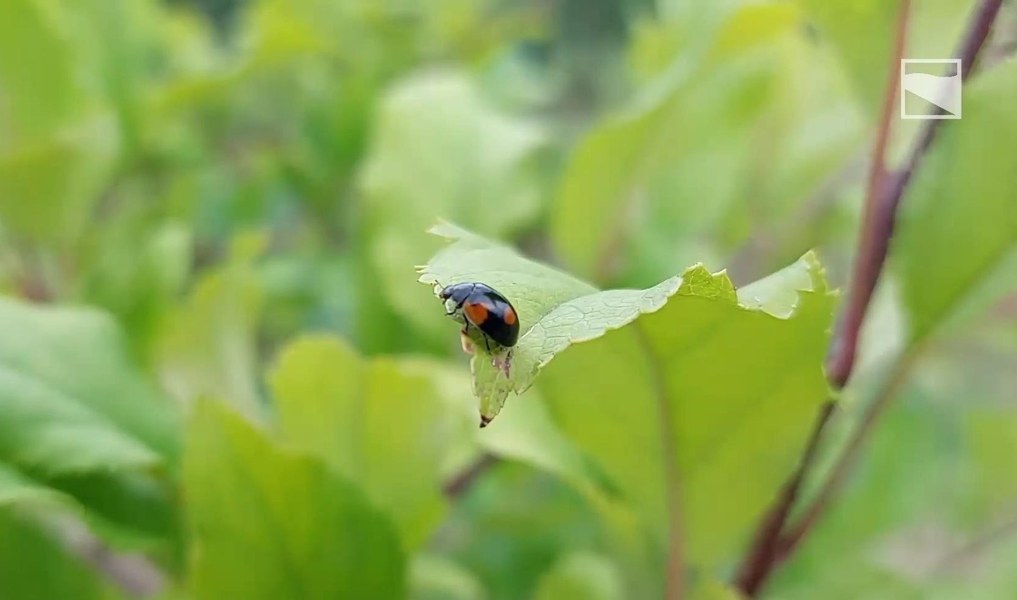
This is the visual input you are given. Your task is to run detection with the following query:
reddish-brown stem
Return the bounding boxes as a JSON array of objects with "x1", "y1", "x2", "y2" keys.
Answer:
[
  {"x1": 734, "y1": 403, "x2": 833, "y2": 594},
  {"x1": 933, "y1": 508, "x2": 1017, "y2": 569},
  {"x1": 779, "y1": 0, "x2": 1004, "y2": 557},
  {"x1": 776, "y1": 348, "x2": 918, "y2": 556},
  {"x1": 825, "y1": 0, "x2": 912, "y2": 389},
  {"x1": 734, "y1": 3, "x2": 912, "y2": 593},
  {"x1": 442, "y1": 453, "x2": 499, "y2": 498},
  {"x1": 735, "y1": 0, "x2": 1006, "y2": 594}
]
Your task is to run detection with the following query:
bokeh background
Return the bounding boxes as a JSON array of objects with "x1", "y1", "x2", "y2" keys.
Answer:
[{"x1": 1, "y1": 0, "x2": 1016, "y2": 598}]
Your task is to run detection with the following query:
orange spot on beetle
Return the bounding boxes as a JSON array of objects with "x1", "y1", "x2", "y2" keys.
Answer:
[
  {"x1": 463, "y1": 301, "x2": 488, "y2": 326},
  {"x1": 503, "y1": 306, "x2": 517, "y2": 326}
]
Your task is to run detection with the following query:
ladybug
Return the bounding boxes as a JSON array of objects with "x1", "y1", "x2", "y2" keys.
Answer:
[{"x1": 439, "y1": 282, "x2": 519, "y2": 352}]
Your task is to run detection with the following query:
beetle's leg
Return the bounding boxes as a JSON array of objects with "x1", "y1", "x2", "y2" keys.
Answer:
[{"x1": 483, "y1": 335, "x2": 491, "y2": 354}]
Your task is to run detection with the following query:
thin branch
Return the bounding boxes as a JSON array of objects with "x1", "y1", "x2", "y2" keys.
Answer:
[
  {"x1": 825, "y1": 0, "x2": 912, "y2": 389},
  {"x1": 776, "y1": 348, "x2": 919, "y2": 557},
  {"x1": 442, "y1": 453, "x2": 499, "y2": 498},
  {"x1": 733, "y1": 403, "x2": 833, "y2": 595},
  {"x1": 53, "y1": 518, "x2": 166, "y2": 598},
  {"x1": 779, "y1": 0, "x2": 1005, "y2": 557},
  {"x1": 734, "y1": 0, "x2": 1007, "y2": 594},
  {"x1": 733, "y1": 2, "x2": 912, "y2": 594},
  {"x1": 933, "y1": 509, "x2": 1017, "y2": 570}
]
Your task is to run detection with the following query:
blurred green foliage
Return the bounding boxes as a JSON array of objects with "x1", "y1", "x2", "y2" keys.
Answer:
[{"x1": 0, "y1": 0, "x2": 1016, "y2": 598}]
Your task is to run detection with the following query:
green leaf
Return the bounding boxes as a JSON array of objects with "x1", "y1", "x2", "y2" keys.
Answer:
[
  {"x1": 478, "y1": 388, "x2": 617, "y2": 500},
  {"x1": 418, "y1": 225, "x2": 835, "y2": 566},
  {"x1": 551, "y1": 3, "x2": 859, "y2": 282},
  {"x1": 82, "y1": 220, "x2": 193, "y2": 355},
  {"x1": 418, "y1": 222, "x2": 678, "y2": 424},
  {"x1": 156, "y1": 244, "x2": 264, "y2": 414},
  {"x1": 793, "y1": 0, "x2": 895, "y2": 112},
  {"x1": 537, "y1": 253, "x2": 835, "y2": 568},
  {"x1": 738, "y1": 250, "x2": 827, "y2": 317},
  {"x1": 0, "y1": 119, "x2": 118, "y2": 243},
  {"x1": 0, "y1": 298, "x2": 178, "y2": 475},
  {"x1": 45, "y1": 470, "x2": 181, "y2": 553},
  {"x1": 895, "y1": 60, "x2": 1017, "y2": 343},
  {"x1": 0, "y1": 0, "x2": 123, "y2": 244},
  {"x1": 0, "y1": 366, "x2": 157, "y2": 474},
  {"x1": 185, "y1": 401, "x2": 405, "y2": 600},
  {"x1": 403, "y1": 355, "x2": 619, "y2": 501},
  {"x1": 0, "y1": 463, "x2": 62, "y2": 507},
  {"x1": 361, "y1": 69, "x2": 546, "y2": 337},
  {"x1": 533, "y1": 552, "x2": 624, "y2": 600},
  {"x1": 796, "y1": 0, "x2": 971, "y2": 113},
  {"x1": 270, "y1": 335, "x2": 458, "y2": 549},
  {"x1": 0, "y1": 0, "x2": 83, "y2": 139}
]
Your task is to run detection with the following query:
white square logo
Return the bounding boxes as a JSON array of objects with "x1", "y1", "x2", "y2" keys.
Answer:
[{"x1": 900, "y1": 59, "x2": 962, "y2": 120}]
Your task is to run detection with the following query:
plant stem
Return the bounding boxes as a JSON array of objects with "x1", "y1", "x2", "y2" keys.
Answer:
[
  {"x1": 780, "y1": 0, "x2": 1004, "y2": 554},
  {"x1": 733, "y1": 403, "x2": 833, "y2": 594},
  {"x1": 734, "y1": 2, "x2": 912, "y2": 591},
  {"x1": 53, "y1": 517, "x2": 166, "y2": 598},
  {"x1": 442, "y1": 453, "x2": 499, "y2": 498},
  {"x1": 825, "y1": 0, "x2": 912, "y2": 389},
  {"x1": 933, "y1": 508, "x2": 1017, "y2": 569},
  {"x1": 776, "y1": 348, "x2": 919, "y2": 556},
  {"x1": 734, "y1": 0, "x2": 1006, "y2": 594}
]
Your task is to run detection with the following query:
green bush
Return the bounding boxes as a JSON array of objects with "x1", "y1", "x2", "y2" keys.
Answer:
[{"x1": 1, "y1": 0, "x2": 1015, "y2": 598}]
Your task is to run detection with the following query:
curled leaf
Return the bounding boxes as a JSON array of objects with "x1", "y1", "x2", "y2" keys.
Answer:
[{"x1": 418, "y1": 223, "x2": 680, "y2": 425}]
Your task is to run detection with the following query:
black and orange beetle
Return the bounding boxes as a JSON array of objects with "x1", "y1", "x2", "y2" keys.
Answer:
[{"x1": 439, "y1": 282, "x2": 519, "y2": 353}]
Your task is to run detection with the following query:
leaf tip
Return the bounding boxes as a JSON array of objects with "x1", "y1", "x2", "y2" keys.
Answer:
[{"x1": 426, "y1": 219, "x2": 464, "y2": 239}]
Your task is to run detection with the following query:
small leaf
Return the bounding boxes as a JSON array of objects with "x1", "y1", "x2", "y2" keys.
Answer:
[
  {"x1": 737, "y1": 250, "x2": 829, "y2": 317},
  {"x1": 550, "y1": 4, "x2": 851, "y2": 283},
  {"x1": 156, "y1": 251, "x2": 264, "y2": 414},
  {"x1": 361, "y1": 69, "x2": 546, "y2": 337},
  {"x1": 0, "y1": 0, "x2": 120, "y2": 244},
  {"x1": 796, "y1": 0, "x2": 971, "y2": 113},
  {"x1": 0, "y1": 463, "x2": 62, "y2": 507},
  {"x1": 397, "y1": 356, "x2": 622, "y2": 509},
  {"x1": 0, "y1": 365, "x2": 159, "y2": 474},
  {"x1": 270, "y1": 335, "x2": 459, "y2": 549},
  {"x1": 895, "y1": 60, "x2": 1017, "y2": 343},
  {"x1": 0, "y1": 298, "x2": 178, "y2": 475},
  {"x1": 418, "y1": 222, "x2": 679, "y2": 424},
  {"x1": 185, "y1": 401, "x2": 405, "y2": 600},
  {"x1": 0, "y1": 0, "x2": 82, "y2": 138},
  {"x1": 479, "y1": 388, "x2": 618, "y2": 500}
]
